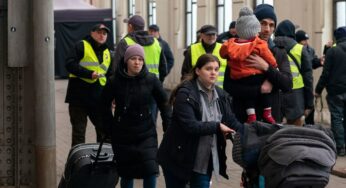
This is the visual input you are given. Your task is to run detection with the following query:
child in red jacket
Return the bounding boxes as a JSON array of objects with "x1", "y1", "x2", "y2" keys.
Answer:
[{"x1": 220, "y1": 7, "x2": 277, "y2": 124}]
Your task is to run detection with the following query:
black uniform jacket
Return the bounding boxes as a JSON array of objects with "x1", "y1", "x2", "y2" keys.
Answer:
[{"x1": 65, "y1": 36, "x2": 112, "y2": 107}]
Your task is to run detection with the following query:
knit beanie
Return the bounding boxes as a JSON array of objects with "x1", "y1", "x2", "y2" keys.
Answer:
[
  {"x1": 229, "y1": 21, "x2": 236, "y2": 29},
  {"x1": 235, "y1": 7, "x2": 261, "y2": 40},
  {"x1": 254, "y1": 4, "x2": 277, "y2": 26},
  {"x1": 334, "y1": 26, "x2": 346, "y2": 41},
  {"x1": 295, "y1": 30, "x2": 309, "y2": 42},
  {"x1": 124, "y1": 44, "x2": 145, "y2": 63},
  {"x1": 275, "y1": 20, "x2": 296, "y2": 39}
]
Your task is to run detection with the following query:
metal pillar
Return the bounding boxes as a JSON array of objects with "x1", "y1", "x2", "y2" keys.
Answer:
[
  {"x1": 32, "y1": 0, "x2": 56, "y2": 187},
  {"x1": 112, "y1": 0, "x2": 117, "y2": 43}
]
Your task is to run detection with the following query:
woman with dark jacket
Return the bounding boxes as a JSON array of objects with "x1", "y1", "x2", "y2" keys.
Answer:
[
  {"x1": 100, "y1": 44, "x2": 171, "y2": 188},
  {"x1": 158, "y1": 54, "x2": 244, "y2": 188}
]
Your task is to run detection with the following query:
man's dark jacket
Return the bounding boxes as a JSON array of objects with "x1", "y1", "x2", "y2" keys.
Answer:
[
  {"x1": 275, "y1": 36, "x2": 314, "y2": 110},
  {"x1": 158, "y1": 36, "x2": 174, "y2": 74},
  {"x1": 65, "y1": 35, "x2": 112, "y2": 107},
  {"x1": 181, "y1": 41, "x2": 216, "y2": 80},
  {"x1": 216, "y1": 31, "x2": 237, "y2": 43},
  {"x1": 315, "y1": 37, "x2": 346, "y2": 96}
]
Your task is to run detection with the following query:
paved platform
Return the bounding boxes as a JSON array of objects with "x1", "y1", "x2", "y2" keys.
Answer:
[{"x1": 55, "y1": 79, "x2": 346, "y2": 187}]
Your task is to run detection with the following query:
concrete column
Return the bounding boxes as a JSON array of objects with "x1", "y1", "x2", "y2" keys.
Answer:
[{"x1": 32, "y1": 0, "x2": 56, "y2": 187}]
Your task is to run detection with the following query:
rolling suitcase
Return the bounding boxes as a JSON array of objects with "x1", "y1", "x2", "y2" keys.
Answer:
[{"x1": 58, "y1": 140, "x2": 119, "y2": 188}]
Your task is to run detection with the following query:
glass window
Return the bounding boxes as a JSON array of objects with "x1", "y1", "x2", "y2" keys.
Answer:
[
  {"x1": 148, "y1": 0, "x2": 157, "y2": 25},
  {"x1": 336, "y1": 1, "x2": 346, "y2": 28},
  {"x1": 217, "y1": 0, "x2": 232, "y2": 34},
  {"x1": 256, "y1": 0, "x2": 274, "y2": 6},
  {"x1": 128, "y1": 0, "x2": 136, "y2": 17},
  {"x1": 186, "y1": 0, "x2": 198, "y2": 46}
]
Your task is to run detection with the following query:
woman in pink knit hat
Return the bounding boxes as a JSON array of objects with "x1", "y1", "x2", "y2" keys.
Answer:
[{"x1": 100, "y1": 44, "x2": 172, "y2": 188}]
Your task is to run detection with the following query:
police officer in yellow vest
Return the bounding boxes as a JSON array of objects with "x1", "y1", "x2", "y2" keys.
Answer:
[
  {"x1": 113, "y1": 15, "x2": 168, "y2": 82},
  {"x1": 65, "y1": 24, "x2": 112, "y2": 146},
  {"x1": 181, "y1": 25, "x2": 227, "y2": 88},
  {"x1": 274, "y1": 20, "x2": 314, "y2": 126}
]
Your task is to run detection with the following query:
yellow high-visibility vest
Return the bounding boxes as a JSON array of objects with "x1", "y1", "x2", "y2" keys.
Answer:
[
  {"x1": 288, "y1": 44, "x2": 304, "y2": 89},
  {"x1": 69, "y1": 40, "x2": 111, "y2": 86},
  {"x1": 125, "y1": 37, "x2": 162, "y2": 78},
  {"x1": 191, "y1": 42, "x2": 227, "y2": 88}
]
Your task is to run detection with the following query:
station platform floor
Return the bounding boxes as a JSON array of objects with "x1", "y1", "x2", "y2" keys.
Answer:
[{"x1": 55, "y1": 79, "x2": 346, "y2": 187}]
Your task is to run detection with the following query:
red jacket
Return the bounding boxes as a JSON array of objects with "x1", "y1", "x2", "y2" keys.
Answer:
[{"x1": 220, "y1": 36, "x2": 277, "y2": 79}]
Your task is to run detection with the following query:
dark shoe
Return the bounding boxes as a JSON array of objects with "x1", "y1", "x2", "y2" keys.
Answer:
[{"x1": 337, "y1": 147, "x2": 346, "y2": 156}]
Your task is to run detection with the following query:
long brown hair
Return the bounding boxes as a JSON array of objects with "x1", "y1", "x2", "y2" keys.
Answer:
[{"x1": 169, "y1": 54, "x2": 220, "y2": 104}]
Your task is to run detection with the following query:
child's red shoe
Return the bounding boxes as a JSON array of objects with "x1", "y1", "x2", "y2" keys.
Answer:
[
  {"x1": 263, "y1": 108, "x2": 276, "y2": 124},
  {"x1": 246, "y1": 114, "x2": 257, "y2": 124}
]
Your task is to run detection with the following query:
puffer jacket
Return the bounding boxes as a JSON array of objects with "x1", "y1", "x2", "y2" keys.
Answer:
[{"x1": 100, "y1": 58, "x2": 171, "y2": 178}]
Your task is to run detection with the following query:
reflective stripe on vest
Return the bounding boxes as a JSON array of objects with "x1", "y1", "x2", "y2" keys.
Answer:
[
  {"x1": 125, "y1": 37, "x2": 162, "y2": 78},
  {"x1": 288, "y1": 44, "x2": 304, "y2": 89},
  {"x1": 191, "y1": 42, "x2": 227, "y2": 88},
  {"x1": 69, "y1": 40, "x2": 111, "y2": 86}
]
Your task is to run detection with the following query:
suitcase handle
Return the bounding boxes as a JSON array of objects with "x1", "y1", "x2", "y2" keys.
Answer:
[
  {"x1": 92, "y1": 138, "x2": 105, "y2": 167},
  {"x1": 91, "y1": 152, "x2": 110, "y2": 160}
]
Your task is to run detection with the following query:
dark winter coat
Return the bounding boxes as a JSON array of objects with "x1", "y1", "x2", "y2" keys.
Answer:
[
  {"x1": 65, "y1": 35, "x2": 112, "y2": 107},
  {"x1": 224, "y1": 39, "x2": 292, "y2": 123},
  {"x1": 306, "y1": 45, "x2": 323, "y2": 69},
  {"x1": 113, "y1": 30, "x2": 168, "y2": 82},
  {"x1": 315, "y1": 37, "x2": 346, "y2": 96},
  {"x1": 157, "y1": 79, "x2": 243, "y2": 181},
  {"x1": 216, "y1": 31, "x2": 238, "y2": 43},
  {"x1": 181, "y1": 41, "x2": 217, "y2": 80},
  {"x1": 275, "y1": 36, "x2": 314, "y2": 110},
  {"x1": 100, "y1": 59, "x2": 172, "y2": 178},
  {"x1": 158, "y1": 36, "x2": 175, "y2": 74}
]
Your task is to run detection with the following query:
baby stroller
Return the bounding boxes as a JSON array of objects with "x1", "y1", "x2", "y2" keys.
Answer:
[{"x1": 232, "y1": 122, "x2": 337, "y2": 188}]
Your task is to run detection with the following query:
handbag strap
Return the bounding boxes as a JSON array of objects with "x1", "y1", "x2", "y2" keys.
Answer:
[{"x1": 287, "y1": 51, "x2": 302, "y2": 73}]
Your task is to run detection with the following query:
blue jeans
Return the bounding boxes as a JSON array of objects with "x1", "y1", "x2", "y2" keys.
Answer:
[
  {"x1": 151, "y1": 102, "x2": 158, "y2": 125},
  {"x1": 327, "y1": 93, "x2": 346, "y2": 148},
  {"x1": 120, "y1": 175, "x2": 157, "y2": 188},
  {"x1": 163, "y1": 168, "x2": 211, "y2": 188}
]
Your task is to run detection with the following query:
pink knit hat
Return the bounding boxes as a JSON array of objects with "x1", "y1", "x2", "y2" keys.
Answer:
[{"x1": 124, "y1": 44, "x2": 145, "y2": 63}]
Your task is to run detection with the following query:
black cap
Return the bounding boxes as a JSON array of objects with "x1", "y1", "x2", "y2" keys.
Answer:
[
  {"x1": 91, "y1": 24, "x2": 110, "y2": 33},
  {"x1": 275, "y1": 20, "x2": 296, "y2": 39},
  {"x1": 123, "y1": 15, "x2": 145, "y2": 30},
  {"x1": 334, "y1": 26, "x2": 346, "y2": 41},
  {"x1": 295, "y1": 30, "x2": 309, "y2": 42},
  {"x1": 148, "y1": 24, "x2": 160, "y2": 31},
  {"x1": 229, "y1": 21, "x2": 236, "y2": 29},
  {"x1": 198, "y1": 25, "x2": 217, "y2": 35}
]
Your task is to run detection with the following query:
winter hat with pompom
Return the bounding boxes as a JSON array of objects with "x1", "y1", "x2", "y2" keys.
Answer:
[{"x1": 235, "y1": 7, "x2": 261, "y2": 40}]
